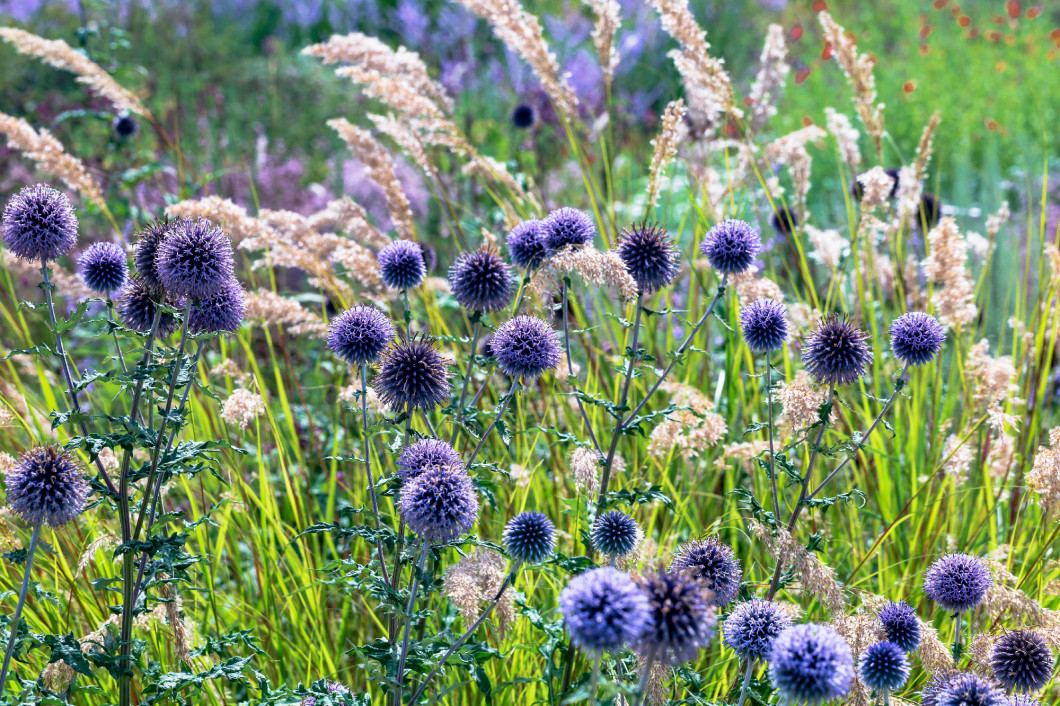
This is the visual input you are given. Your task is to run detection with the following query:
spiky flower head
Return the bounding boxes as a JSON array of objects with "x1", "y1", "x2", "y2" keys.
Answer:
[
  {"x1": 878, "y1": 601, "x2": 921, "y2": 652},
  {"x1": 990, "y1": 630, "x2": 1054, "y2": 693},
  {"x1": 699, "y1": 219, "x2": 760, "y2": 275},
  {"x1": 616, "y1": 222, "x2": 679, "y2": 293},
  {"x1": 448, "y1": 247, "x2": 514, "y2": 313},
  {"x1": 924, "y1": 553, "x2": 992, "y2": 614},
  {"x1": 79, "y1": 241, "x2": 128, "y2": 294},
  {"x1": 591, "y1": 510, "x2": 639, "y2": 558},
  {"x1": 396, "y1": 438, "x2": 462, "y2": 482},
  {"x1": 133, "y1": 218, "x2": 173, "y2": 293},
  {"x1": 326, "y1": 305, "x2": 395, "y2": 366},
  {"x1": 542, "y1": 207, "x2": 595, "y2": 254},
  {"x1": 802, "y1": 316, "x2": 873, "y2": 385},
  {"x1": 922, "y1": 671, "x2": 960, "y2": 706},
  {"x1": 669, "y1": 537, "x2": 743, "y2": 608},
  {"x1": 507, "y1": 219, "x2": 547, "y2": 270},
  {"x1": 373, "y1": 336, "x2": 452, "y2": 412},
  {"x1": 560, "y1": 567, "x2": 651, "y2": 652},
  {"x1": 740, "y1": 298, "x2": 789, "y2": 353},
  {"x1": 890, "y1": 311, "x2": 946, "y2": 366},
  {"x1": 636, "y1": 569, "x2": 717, "y2": 666},
  {"x1": 769, "y1": 624, "x2": 854, "y2": 705},
  {"x1": 398, "y1": 464, "x2": 478, "y2": 544},
  {"x1": 155, "y1": 217, "x2": 235, "y2": 299},
  {"x1": 770, "y1": 206, "x2": 798, "y2": 235},
  {"x1": 5, "y1": 446, "x2": 88, "y2": 527},
  {"x1": 117, "y1": 276, "x2": 181, "y2": 337},
  {"x1": 188, "y1": 278, "x2": 246, "y2": 335},
  {"x1": 859, "y1": 641, "x2": 910, "y2": 693},
  {"x1": 113, "y1": 111, "x2": 138, "y2": 138},
  {"x1": 503, "y1": 510, "x2": 555, "y2": 564},
  {"x1": 936, "y1": 673, "x2": 1007, "y2": 706},
  {"x1": 511, "y1": 103, "x2": 535, "y2": 129},
  {"x1": 2, "y1": 184, "x2": 78, "y2": 261},
  {"x1": 1006, "y1": 696, "x2": 1043, "y2": 706},
  {"x1": 377, "y1": 239, "x2": 426, "y2": 290},
  {"x1": 723, "y1": 599, "x2": 793, "y2": 662},
  {"x1": 490, "y1": 315, "x2": 561, "y2": 380}
]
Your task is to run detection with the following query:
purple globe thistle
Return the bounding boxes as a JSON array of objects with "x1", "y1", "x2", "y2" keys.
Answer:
[
  {"x1": 924, "y1": 553, "x2": 992, "y2": 614},
  {"x1": 490, "y1": 315, "x2": 561, "y2": 380},
  {"x1": 2, "y1": 184, "x2": 78, "y2": 261},
  {"x1": 559, "y1": 567, "x2": 651, "y2": 652},
  {"x1": 990, "y1": 630, "x2": 1054, "y2": 693},
  {"x1": 398, "y1": 464, "x2": 479, "y2": 544},
  {"x1": 377, "y1": 240, "x2": 426, "y2": 290},
  {"x1": 506, "y1": 219, "x2": 547, "y2": 270},
  {"x1": 1007, "y1": 696, "x2": 1043, "y2": 706},
  {"x1": 448, "y1": 248, "x2": 514, "y2": 312},
  {"x1": 802, "y1": 316, "x2": 873, "y2": 386},
  {"x1": 5, "y1": 446, "x2": 88, "y2": 527},
  {"x1": 372, "y1": 336, "x2": 452, "y2": 412},
  {"x1": 542, "y1": 207, "x2": 595, "y2": 254},
  {"x1": 859, "y1": 641, "x2": 910, "y2": 693},
  {"x1": 769, "y1": 624, "x2": 854, "y2": 705},
  {"x1": 740, "y1": 298, "x2": 789, "y2": 353},
  {"x1": 922, "y1": 671, "x2": 960, "y2": 706},
  {"x1": 155, "y1": 218, "x2": 235, "y2": 299},
  {"x1": 590, "y1": 510, "x2": 638, "y2": 558},
  {"x1": 511, "y1": 103, "x2": 536, "y2": 129},
  {"x1": 937, "y1": 673, "x2": 1007, "y2": 706},
  {"x1": 117, "y1": 276, "x2": 181, "y2": 337},
  {"x1": 878, "y1": 601, "x2": 921, "y2": 652},
  {"x1": 79, "y1": 241, "x2": 128, "y2": 294},
  {"x1": 503, "y1": 510, "x2": 555, "y2": 564},
  {"x1": 722, "y1": 599, "x2": 793, "y2": 662},
  {"x1": 616, "y1": 222, "x2": 679, "y2": 294},
  {"x1": 699, "y1": 219, "x2": 760, "y2": 275},
  {"x1": 636, "y1": 569, "x2": 717, "y2": 666},
  {"x1": 890, "y1": 312, "x2": 946, "y2": 366},
  {"x1": 326, "y1": 305, "x2": 395, "y2": 366},
  {"x1": 133, "y1": 218, "x2": 173, "y2": 294},
  {"x1": 669, "y1": 537, "x2": 743, "y2": 608},
  {"x1": 396, "y1": 438, "x2": 463, "y2": 481},
  {"x1": 113, "y1": 111, "x2": 138, "y2": 138},
  {"x1": 188, "y1": 278, "x2": 246, "y2": 335}
]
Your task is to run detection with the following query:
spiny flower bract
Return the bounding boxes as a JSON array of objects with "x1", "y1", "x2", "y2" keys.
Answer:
[
  {"x1": 859, "y1": 641, "x2": 910, "y2": 693},
  {"x1": 503, "y1": 510, "x2": 555, "y2": 564},
  {"x1": 699, "y1": 219, "x2": 760, "y2": 275},
  {"x1": 377, "y1": 239, "x2": 426, "y2": 290},
  {"x1": 590, "y1": 510, "x2": 638, "y2": 558},
  {"x1": 117, "y1": 276, "x2": 181, "y2": 337},
  {"x1": 2, "y1": 183, "x2": 78, "y2": 261},
  {"x1": 669, "y1": 537, "x2": 743, "y2": 608},
  {"x1": 769, "y1": 623, "x2": 854, "y2": 705},
  {"x1": 922, "y1": 671, "x2": 960, "y2": 706},
  {"x1": 133, "y1": 218, "x2": 173, "y2": 293},
  {"x1": 924, "y1": 553, "x2": 992, "y2": 614},
  {"x1": 542, "y1": 207, "x2": 595, "y2": 254},
  {"x1": 448, "y1": 248, "x2": 514, "y2": 313},
  {"x1": 722, "y1": 599, "x2": 793, "y2": 662},
  {"x1": 1006, "y1": 696, "x2": 1043, "y2": 706},
  {"x1": 990, "y1": 630, "x2": 1054, "y2": 693},
  {"x1": 890, "y1": 311, "x2": 946, "y2": 366},
  {"x1": 559, "y1": 567, "x2": 650, "y2": 652},
  {"x1": 740, "y1": 298, "x2": 789, "y2": 353},
  {"x1": 5, "y1": 446, "x2": 88, "y2": 527},
  {"x1": 936, "y1": 673, "x2": 1007, "y2": 706},
  {"x1": 878, "y1": 601, "x2": 921, "y2": 652},
  {"x1": 616, "y1": 222, "x2": 679, "y2": 293},
  {"x1": 373, "y1": 336, "x2": 453, "y2": 412},
  {"x1": 188, "y1": 278, "x2": 246, "y2": 335},
  {"x1": 636, "y1": 569, "x2": 717, "y2": 666},
  {"x1": 506, "y1": 219, "x2": 547, "y2": 270},
  {"x1": 155, "y1": 217, "x2": 235, "y2": 299},
  {"x1": 326, "y1": 305, "x2": 395, "y2": 366},
  {"x1": 396, "y1": 438, "x2": 463, "y2": 481},
  {"x1": 79, "y1": 241, "x2": 128, "y2": 294},
  {"x1": 802, "y1": 316, "x2": 873, "y2": 386},
  {"x1": 398, "y1": 464, "x2": 479, "y2": 544},
  {"x1": 490, "y1": 315, "x2": 561, "y2": 380}
]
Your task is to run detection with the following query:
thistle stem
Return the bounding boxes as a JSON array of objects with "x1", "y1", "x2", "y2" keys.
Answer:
[
  {"x1": 396, "y1": 543, "x2": 430, "y2": 703},
  {"x1": 449, "y1": 318, "x2": 482, "y2": 444},
  {"x1": 587, "y1": 652, "x2": 604, "y2": 704},
  {"x1": 561, "y1": 279, "x2": 602, "y2": 455},
  {"x1": 0, "y1": 524, "x2": 41, "y2": 697},
  {"x1": 736, "y1": 660, "x2": 754, "y2": 706},
  {"x1": 766, "y1": 360, "x2": 780, "y2": 521},
  {"x1": 467, "y1": 378, "x2": 518, "y2": 465},
  {"x1": 952, "y1": 612, "x2": 962, "y2": 662},
  {"x1": 631, "y1": 654, "x2": 655, "y2": 706},
  {"x1": 361, "y1": 363, "x2": 391, "y2": 587}
]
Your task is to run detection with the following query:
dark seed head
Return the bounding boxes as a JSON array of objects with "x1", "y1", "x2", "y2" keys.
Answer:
[
  {"x1": 372, "y1": 335, "x2": 452, "y2": 413},
  {"x1": 616, "y1": 222, "x2": 679, "y2": 294},
  {"x1": 801, "y1": 316, "x2": 873, "y2": 386},
  {"x1": 990, "y1": 630, "x2": 1054, "y2": 693},
  {"x1": 2, "y1": 184, "x2": 78, "y2": 261},
  {"x1": 6, "y1": 446, "x2": 88, "y2": 527}
]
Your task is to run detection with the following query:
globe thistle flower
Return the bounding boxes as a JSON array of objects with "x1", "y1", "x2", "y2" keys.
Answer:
[
  {"x1": 420, "y1": 243, "x2": 437, "y2": 273},
  {"x1": 722, "y1": 599, "x2": 793, "y2": 662},
  {"x1": 133, "y1": 218, "x2": 173, "y2": 293},
  {"x1": 636, "y1": 569, "x2": 717, "y2": 666},
  {"x1": 113, "y1": 111, "x2": 139, "y2": 138},
  {"x1": 155, "y1": 217, "x2": 235, "y2": 299},
  {"x1": 802, "y1": 316, "x2": 873, "y2": 386},
  {"x1": 769, "y1": 624, "x2": 854, "y2": 705},
  {"x1": 542, "y1": 207, "x2": 595, "y2": 254},
  {"x1": 490, "y1": 315, "x2": 561, "y2": 381},
  {"x1": 448, "y1": 248, "x2": 514, "y2": 313},
  {"x1": 936, "y1": 673, "x2": 1007, "y2": 706},
  {"x1": 377, "y1": 240, "x2": 426, "y2": 290},
  {"x1": 878, "y1": 601, "x2": 921, "y2": 652},
  {"x1": 511, "y1": 103, "x2": 535, "y2": 129},
  {"x1": 78, "y1": 241, "x2": 128, "y2": 294},
  {"x1": 326, "y1": 305, "x2": 395, "y2": 366},
  {"x1": 859, "y1": 641, "x2": 910, "y2": 693},
  {"x1": 669, "y1": 537, "x2": 743, "y2": 608},
  {"x1": 1007, "y1": 696, "x2": 1043, "y2": 706},
  {"x1": 922, "y1": 671, "x2": 960, "y2": 706},
  {"x1": 559, "y1": 567, "x2": 651, "y2": 652},
  {"x1": 699, "y1": 219, "x2": 760, "y2": 275},
  {"x1": 507, "y1": 219, "x2": 547, "y2": 270},
  {"x1": 990, "y1": 630, "x2": 1054, "y2": 693},
  {"x1": 503, "y1": 510, "x2": 555, "y2": 564},
  {"x1": 117, "y1": 276, "x2": 180, "y2": 337},
  {"x1": 396, "y1": 438, "x2": 462, "y2": 481},
  {"x1": 591, "y1": 510, "x2": 638, "y2": 558},
  {"x1": 740, "y1": 298, "x2": 789, "y2": 353},
  {"x1": 398, "y1": 464, "x2": 479, "y2": 544},
  {"x1": 890, "y1": 311, "x2": 946, "y2": 366},
  {"x1": 188, "y1": 278, "x2": 246, "y2": 335},
  {"x1": 924, "y1": 553, "x2": 992, "y2": 614},
  {"x1": 5, "y1": 446, "x2": 88, "y2": 527},
  {"x1": 2, "y1": 184, "x2": 78, "y2": 261},
  {"x1": 616, "y1": 222, "x2": 679, "y2": 294},
  {"x1": 373, "y1": 336, "x2": 452, "y2": 412},
  {"x1": 770, "y1": 206, "x2": 798, "y2": 236}
]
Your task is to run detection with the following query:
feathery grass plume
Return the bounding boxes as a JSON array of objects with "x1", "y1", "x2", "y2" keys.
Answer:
[
  {"x1": 444, "y1": 549, "x2": 515, "y2": 634},
  {"x1": 765, "y1": 126, "x2": 826, "y2": 224},
  {"x1": 1028, "y1": 428, "x2": 1060, "y2": 514},
  {"x1": 244, "y1": 290, "x2": 328, "y2": 338},
  {"x1": 586, "y1": 0, "x2": 621, "y2": 83},
  {"x1": 965, "y1": 339, "x2": 1018, "y2": 411},
  {"x1": 221, "y1": 388, "x2": 266, "y2": 429},
  {"x1": 164, "y1": 196, "x2": 269, "y2": 247},
  {"x1": 818, "y1": 12, "x2": 884, "y2": 160},
  {"x1": 748, "y1": 25, "x2": 789, "y2": 133},
  {"x1": 750, "y1": 521, "x2": 845, "y2": 613},
  {"x1": 531, "y1": 245, "x2": 639, "y2": 300},
  {"x1": 647, "y1": 381, "x2": 727, "y2": 458},
  {"x1": 824, "y1": 108, "x2": 861, "y2": 169},
  {"x1": 569, "y1": 446, "x2": 602, "y2": 496},
  {"x1": 308, "y1": 196, "x2": 389, "y2": 249},
  {"x1": 730, "y1": 268, "x2": 784, "y2": 306},
  {"x1": 646, "y1": 99, "x2": 688, "y2": 209},
  {"x1": 856, "y1": 166, "x2": 897, "y2": 211},
  {"x1": 805, "y1": 225, "x2": 849, "y2": 269},
  {"x1": 0, "y1": 113, "x2": 103, "y2": 207},
  {"x1": 252, "y1": 208, "x2": 370, "y2": 295},
  {"x1": 831, "y1": 611, "x2": 884, "y2": 660}
]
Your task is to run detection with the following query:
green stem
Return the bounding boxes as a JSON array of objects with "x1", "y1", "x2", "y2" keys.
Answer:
[
  {"x1": 952, "y1": 612, "x2": 962, "y2": 662},
  {"x1": 0, "y1": 524, "x2": 42, "y2": 697},
  {"x1": 396, "y1": 543, "x2": 430, "y2": 703},
  {"x1": 449, "y1": 317, "x2": 482, "y2": 444},
  {"x1": 631, "y1": 654, "x2": 655, "y2": 706},
  {"x1": 736, "y1": 660, "x2": 753, "y2": 706},
  {"x1": 467, "y1": 378, "x2": 518, "y2": 465},
  {"x1": 362, "y1": 363, "x2": 391, "y2": 587}
]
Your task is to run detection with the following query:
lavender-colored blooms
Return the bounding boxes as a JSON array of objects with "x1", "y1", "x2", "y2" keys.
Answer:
[
  {"x1": 740, "y1": 298, "x2": 789, "y2": 353},
  {"x1": 79, "y1": 242, "x2": 128, "y2": 294},
  {"x1": 769, "y1": 624, "x2": 854, "y2": 704},
  {"x1": 117, "y1": 276, "x2": 180, "y2": 337},
  {"x1": 924, "y1": 553, "x2": 992, "y2": 613},
  {"x1": 2, "y1": 184, "x2": 78, "y2": 261},
  {"x1": 859, "y1": 641, "x2": 910, "y2": 693},
  {"x1": 636, "y1": 570, "x2": 717, "y2": 666},
  {"x1": 669, "y1": 537, "x2": 743, "y2": 608},
  {"x1": 503, "y1": 510, "x2": 555, "y2": 564},
  {"x1": 377, "y1": 240, "x2": 426, "y2": 290},
  {"x1": 448, "y1": 248, "x2": 514, "y2": 313},
  {"x1": 398, "y1": 464, "x2": 479, "y2": 544},
  {"x1": 699, "y1": 219, "x2": 760, "y2": 275},
  {"x1": 133, "y1": 219, "x2": 173, "y2": 293},
  {"x1": 542, "y1": 207, "x2": 595, "y2": 254},
  {"x1": 490, "y1": 315, "x2": 561, "y2": 380},
  {"x1": 990, "y1": 630, "x2": 1054, "y2": 693},
  {"x1": 936, "y1": 673, "x2": 1007, "y2": 706},
  {"x1": 616, "y1": 222, "x2": 679, "y2": 293},
  {"x1": 6, "y1": 446, "x2": 88, "y2": 527},
  {"x1": 188, "y1": 278, "x2": 246, "y2": 335},
  {"x1": 155, "y1": 218, "x2": 235, "y2": 299},
  {"x1": 1007, "y1": 697, "x2": 1043, "y2": 706},
  {"x1": 890, "y1": 311, "x2": 946, "y2": 366},
  {"x1": 397, "y1": 438, "x2": 462, "y2": 481},
  {"x1": 802, "y1": 316, "x2": 873, "y2": 385},
  {"x1": 326, "y1": 305, "x2": 395, "y2": 366},
  {"x1": 722, "y1": 599, "x2": 793, "y2": 662},
  {"x1": 590, "y1": 510, "x2": 638, "y2": 557},
  {"x1": 878, "y1": 601, "x2": 921, "y2": 652},
  {"x1": 507, "y1": 219, "x2": 547, "y2": 270},
  {"x1": 559, "y1": 567, "x2": 650, "y2": 652},
  {"x1": 372, "y1": 336, "x2": 452, "y2": 412}
]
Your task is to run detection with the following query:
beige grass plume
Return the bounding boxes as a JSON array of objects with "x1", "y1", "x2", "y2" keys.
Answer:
[
  {"x1": 818, "y1": 12, "x2": 884, "y2": 161},
  {"x1": 0, "y1": 113, "x2": 104, "y2": 207},
  {"x1": 646, "y1": 99, "x2": 688, "y2": 209},
  {"x1": 586, "y1": 0, "x2": 621, "y2": 84}
]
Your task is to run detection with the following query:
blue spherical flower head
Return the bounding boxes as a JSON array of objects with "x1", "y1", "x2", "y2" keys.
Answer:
[
  {"x1": 327, "y1": 305, "x2": 395, "y2": 366},
  {"x1": 669, "y1": 537, "x2": 743, "y2": 608},
  {"x1": 542, "y1": 207, "x2": 595, "y2": 254},
  {"x1": 155, "y1": 218, "x2": 235, "y2": 299},
  {"x1": 117, "y1": 276, "x2": 181, "y2": 337},
  {"x1": 859, "y1": 641, "x2": 910, "y2": 693},
  {"x1": 188, "y1": 278, "x2": 246, "y2": 335},
  {"x1": 924, "y1": 553, "x2": 992, "y2": 614},
  {"x1": 890, "y1": 311, "x2": 946, "y2": 366},
  {"x1": 802, "y1": 316, "x2": 873, "y2": 386},
  {"x1": 372, "y1": 335, "x2": 452, "y2": 412},
  {"x1": 503, "y1": 510, "x2": 555, "y2": 564},
  {"x1": 377, "y1": 240, "x2": 426, "y2": 290},
  {"x1": 3, "y1": 184, "x2": 78, "y2": 261},
  {"x1": 560, "y1": 567, "x2": 650, "y2": 652},
  {"x1": 937, "y1": 673, "x2": 1007, "y2": 706},
  {"x1": 740, "y1": 298, "x2": 789, "y2": 353},
  {"x1": 591, "y1": 510, "x2": 639, "y2": 558},
  {"x1": 700, "y1": 219, "x2": 760, "y2": 275},
  {"x1": 6, "y1": 446, "x2": 88, "y2": 527},
  {"x1": 491, "y1": 315, "x2": 562, "y2": 381},
  {"x1": 448, "y1": 247, "x2": 514, "y2": 313},
  {"x1": 769, "y1": 624, "x2": 854, "y2": 704},
  {"x1": 79, "y1": 241, "x2": 129, "y2": 294},
  {"x1": 1007, "y1": 696, "x2": 1043, "y2": 706},
  {"x1": 511, "y1": 103, "x2": 535, "y2": 129},
  {"x1": 113, "y1": 111, "x2": 138, "y2": 138},
  {"x1": 507, "y1": 219, "x2": 547, "y2": 270},
  {"x1": 990, "y1": 630, "x2": 1054, "y2": 693},
  {"x1": 398, "y1": 464, "x2": 478, "y2": 544},
  {"x1": 133, "y1": 218, "x2": 173, "y2": 294},
  {"x1": 636, "y1": 569, "x2": 717, "y2": 666},
  {"x1": 616, "y1": 222, "x2": 679, "y2": 294},
  {"x1": 396, "y1": 438, "x2": 462, "y2": 481},
  {"x1": 722, "y1": 599, "x2": 793, "y2": 662},
  {"x1": 922, "y1": 671, "x2": 960, "y2": 706},
  {"x1": 878, "y1": 601, "x2": 921, "y2": 652}
]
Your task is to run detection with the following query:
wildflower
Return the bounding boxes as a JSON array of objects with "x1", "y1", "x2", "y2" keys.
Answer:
[
  {"x1": 220, "y1": 388, "x2": 266, "y2": 429},
  {"x1": 542, "y1": 207, "x2": 595, "y2": 254},
  {"x1": 890, "y1": 312, "x2": 946, "y2": 366},
  {"x1": 859, "y1": 641, "x2": 910, "y2": 693},
  {"x1": 878, "y1": 601, "x2": 921, "y2": 652},
  {"x1": 503, "y1": 510, "x2": 555, "y2": 564},
  {"x1": 723, "y1": 599, "x2": 793, "y2": 662},
  {"x1": 490, "y1": 315, "x2": 561, "y2": 381},
  {"x1": 924, "y1": 554, "x2": 992, "y2": 614},
  {"x1": 740, "y1": 298, "x2": 789, "y2": 353},
  {"x1": 2, "y1": 183, "x2": 78, "y2": 261},
  {"x1": 377, "y1": 239, "x2": 426, "y2": 290},
  {"x1": 373, "y1": 336, "x2": 452, "y2": 412},
  {"x1": 616, "y1": 222, "x2": 679, "y2": 293},
  {"x1": 1027, "y1": 428, "x2": 1060, "y2": 514},
  {"x1": 591, "y1": 510, "x2": 639, "y2": 558},
  {"x1": 802, "y1": 316, "x2": 873, "y2": 386},
  {"x1": 506, "y1": 219, "x2": 547, "y2": 270},
  {"x1": 113, "y1": 111, "x2": 138, "y2": 138},
  {"x1": 326, "y1": 305, "x2": 395, "y2": 366},
  {"x1": 132, "y1": 219, "x2": 172, "y2": 293},
  {"x1": 770, "y1": 206, "x2": 798, "y2": 235},
  {"x1": 769, "y1": 624, "x2": 854, "y2": 704},
  {"x1": 448, "y1": 247, "x2": 514, "y2": 312},
  {"x1": 936, "y1": 673, "x2": 1007, "y2": 706},
  {"x1": 78, "y1": 241, "x2": 128, "y2": 294},
  {"x1": 301, "y1": 681, "x2": 349, "y2": 706},
  {"x1": 669, "y1": 537, "x2": 742, "y2": 608},
  {"x1": 699, "y1": 219, "x2": 760, "y2": 275},
  {"x1": 155, "y1": 218, "x2": 235, "y2": 299},
  {"x1": 990, "y1": 630, "x2": 1054, "y2": 693},
  {"x1": 5, "y1": 446, "x2": 87, "y2": 527},
  {"x1": 1007, "y1": 697, "x2": 1043, "y2": 706},
  {"x1": 117, "y1": 276, "x2": 181, "y2": 337},
  {"x1": 397, "y1": 438, "x2": 462, "y2": 482},
  {"x1": 636, "y1": 569, "x2": 717, "y2": 666},
  {"x1": 398, "y1": 464, "x2": 479, "y2": 544},
  {"x1": 511, "y1": 104, "x2": 535, "y2": 129},
  {"x1": 188, "y1": 278, "x2": 246, "y2": 335},
  {"x1": 560, "y1": 567, "x2": 651, "y2": 652},
  {"x1": 922, "y1": 671, "x2": 960, "y2": 706}
]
